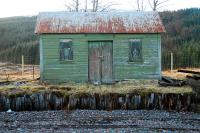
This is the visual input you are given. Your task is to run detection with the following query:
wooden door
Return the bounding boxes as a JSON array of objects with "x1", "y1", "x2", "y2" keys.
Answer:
[
  {"x1": 88, "y1": 42, "x2": 101, "y2": 84},
  {"x1": 89, "y1": 41, "x2": 113, "y2": 84},
  {"x1": 101, "y1": 41, "x2": 113, "y2": 83}
]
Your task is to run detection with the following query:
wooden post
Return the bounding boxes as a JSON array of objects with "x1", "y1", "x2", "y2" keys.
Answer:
[
  {"x1": 21, "y1": 55, "x2": 24, "y2": 76},
  {"x1": 171, "y1": 52, "x2": 173, "y2": 72},
  {"x1": 33, "y1": 65, "x2": 35, "y2": 80}
]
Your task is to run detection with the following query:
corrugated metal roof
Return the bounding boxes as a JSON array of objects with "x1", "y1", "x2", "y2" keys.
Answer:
[{"x1": 35, "y1": 11, "x2": 165, "y2": 34}]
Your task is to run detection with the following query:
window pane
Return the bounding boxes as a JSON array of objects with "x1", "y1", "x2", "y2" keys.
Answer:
[
  {"x1": 59, "y1": 39, "x2": 73, "y2": 61},
  {"x1": 129, "y1": 39, "x2": 142, "y2": 62}
]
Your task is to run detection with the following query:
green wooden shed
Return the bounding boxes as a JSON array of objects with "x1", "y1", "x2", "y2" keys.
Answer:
[{"x1": 35, "y1": 11, "x2": 165, "y2": 84}]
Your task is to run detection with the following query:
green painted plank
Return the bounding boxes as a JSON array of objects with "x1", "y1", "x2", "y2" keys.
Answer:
[{"x1": 40, "y1": 33, "x2": 161, "y2": 82}]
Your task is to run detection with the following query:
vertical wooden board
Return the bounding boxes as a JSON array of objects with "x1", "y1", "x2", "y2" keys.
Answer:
[
  {"x1": 157, "y1": 35, "x2": 162, "y2": 78},
  {"x1": 39, "y1": 38, "x2": 44, "y2": 81},
  {"x1": 101, "y1": 41, "x2": 113, "y2": 83},
  {"x1": 88, "y1": 42, "x2": 101, "y2": 83}
]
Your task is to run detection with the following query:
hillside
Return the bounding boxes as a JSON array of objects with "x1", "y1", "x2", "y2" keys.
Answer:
[
  {"x1": 0, "y1": 16, "x2": 38, "y2": 64},
  {"x1": 160, "y1": 8, "x2": 200, "y2": 53},
  {"x1": 0, "y1": 8, "x2": 199, "y2": 66},
  {"x1": 160, "y1": 8, "x2": 200, "y2": 69}
]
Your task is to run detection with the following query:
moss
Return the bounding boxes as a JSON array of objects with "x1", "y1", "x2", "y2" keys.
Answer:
[
  {"x1": 8, "y1": 91, "x2": 26, "y2": 98},
  {"x1": 72, "y1": 92, "x2": 95, "y2": 98},
  {"x1": 6, "y1": 88, "x2": 26, "y2": 98},
  {"x1": 51, "y1": 90, "x2": 67, "y2": 97},
  {"x1": 0, "y1": 86, "x2": 17, "y2": 94},
  {"x1": 48, "y1": 85, "x2": 59, "y2": 90},
  {"x1": 0, "y1": 85, "x2": 46, "y2": 97},
  {"x1": 59, "y1": 86, "x2": 73, "y2": 91},
  {"x1": 48, "y1": 85, "x2": 73, "y2": 91},
  {"x1": 28, "y1": 86, "x2": 46, "y2": 94}
]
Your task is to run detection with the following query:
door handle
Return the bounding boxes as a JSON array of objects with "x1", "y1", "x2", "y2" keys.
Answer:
[{"x1": 98, "y1": 56, "x2": 104, "y2": 61}]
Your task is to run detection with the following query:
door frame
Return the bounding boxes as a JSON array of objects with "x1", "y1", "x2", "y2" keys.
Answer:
[{"x1": 88, "y1": 40, "x2": 113, "y2": 84}]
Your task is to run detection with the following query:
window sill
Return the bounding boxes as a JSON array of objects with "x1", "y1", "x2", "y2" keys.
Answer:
[
  {"x1": 60, "y1": 60, "x2": 74, "y2": 64},
  {"x1": 128, "y1": 60, "x2": 143, "y2": 64}
]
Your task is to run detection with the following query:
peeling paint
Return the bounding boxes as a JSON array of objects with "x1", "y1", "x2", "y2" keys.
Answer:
[{"x1": 35, "y1": 11, "x2": 166, "y2": 34}]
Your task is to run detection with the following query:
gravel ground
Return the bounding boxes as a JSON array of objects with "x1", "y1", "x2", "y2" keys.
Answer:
[{"x1": 0, "y1": 110, "x2": 199, "y2": 133}]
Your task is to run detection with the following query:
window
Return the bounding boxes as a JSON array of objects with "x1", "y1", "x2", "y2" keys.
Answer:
[
  {"x1": 129, "y1": 39, "x2": 142, "y2": 62},
  {"x1": 59, "y1": 39, "x2": 73, "y2": 61}
]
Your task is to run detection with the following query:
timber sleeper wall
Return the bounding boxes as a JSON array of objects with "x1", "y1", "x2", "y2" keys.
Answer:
[{"x1": 0, "y1": 92, "x2": 199, "y2": 112}]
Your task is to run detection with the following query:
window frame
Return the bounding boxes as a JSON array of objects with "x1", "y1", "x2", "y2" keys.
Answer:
[
  {"x1": 128, "y1": 38, "x2": 143, "y2": 62},
  {"x1": 59, "y1": 39, "x2": 73, "y2": 62}
]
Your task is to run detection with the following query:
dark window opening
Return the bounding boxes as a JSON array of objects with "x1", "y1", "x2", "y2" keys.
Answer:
[
  {"x1": 129, "y1": 39, "x2": 142, "y2": 62},
  {"x1": 59, "y1": 39, "x2": 73, "y2": 61}
]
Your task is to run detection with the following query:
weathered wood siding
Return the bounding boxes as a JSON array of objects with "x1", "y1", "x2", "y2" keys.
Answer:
[
  {"x1": 40, "y1": 34, "x2": 161, "y2": 83},
  {"x1": 113, "y1": 34, "x2": 161, "y2": 80}
]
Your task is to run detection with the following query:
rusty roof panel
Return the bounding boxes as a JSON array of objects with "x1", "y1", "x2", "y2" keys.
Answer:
[{"x1": 35, "y1": 11, "x2": 166, "y2": 34}]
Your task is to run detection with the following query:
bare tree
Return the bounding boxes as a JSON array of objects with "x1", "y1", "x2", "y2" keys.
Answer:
[
  {"x1": 75, "y1": 0, "x2": 80, "y2": 11},
  {"x1": 148, "y1": 0, "x2": 169, "y2": 11},
  {"x1": 91, "y1": 0, "x2": 98, "y2": 12},
  {"x1": 65, "y1": 0, "x2": 80, "y2": 12},
  {"x1": 98, "y1": 2, "x2": 116, "y2": 12},
  {"x1": 84, "y1": 0, "x2": 88, "y2": 12},
  {"x1": 92, "y1": 0, "x2": 114, "y2": 12},
  {"x1": 65, "y1": 0, "x2": 115, "y2": 12},
  {"x1": 136, "y1": 0, "x2": 145, "y2": 11}
]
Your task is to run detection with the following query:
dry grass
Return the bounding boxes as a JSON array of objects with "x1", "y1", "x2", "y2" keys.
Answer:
[
  {"x1": 0, "y1": 80, "x2": 193, "y2": 97},
  {"x1": 162, "y1": 68, "x2": 200, "y2": 79},
  {"x1": 65, "y1": 80, "x2": 193, "y2": 95},
  {"x1": 0, "y1": 63, "x2": 39, "y2": 81},
  {"x1": 0, "y1": 85, "x2": 45, "y2": 97}
]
